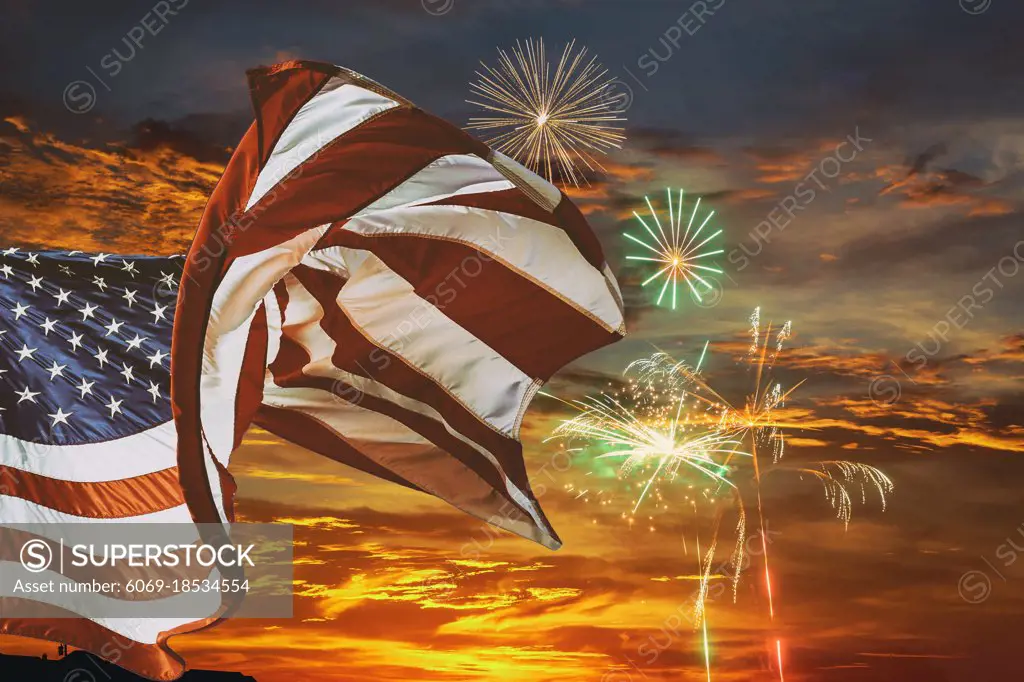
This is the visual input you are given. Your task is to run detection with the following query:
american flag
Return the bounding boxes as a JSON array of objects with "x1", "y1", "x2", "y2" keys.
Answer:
[
  {"x1": 0, "y1": 250, "x2": 209, "y2": 675},
  {"x1": 1, "y1": 60, "x2": 625, "y2": 679}
]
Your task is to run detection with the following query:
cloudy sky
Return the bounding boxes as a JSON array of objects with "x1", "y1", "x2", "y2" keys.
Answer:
[{"x1": 2, "y1": 1, "x2": 1023, "y2": 680}]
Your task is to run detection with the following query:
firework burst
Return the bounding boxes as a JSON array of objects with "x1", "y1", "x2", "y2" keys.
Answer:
[
  {"x1": 625, "y1": 189, "x2": 725, "y2": 310},
  {"x1": 467, "y1": 38, "x2": 626, "y2": 186},
  {"x1": 547, "y1": 362, "x2": 748, "y2": 514}
]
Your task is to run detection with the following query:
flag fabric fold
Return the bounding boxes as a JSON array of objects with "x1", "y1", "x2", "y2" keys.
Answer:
[{"x1": 1, "y1": 59, "x2": 625, "y2": 680}]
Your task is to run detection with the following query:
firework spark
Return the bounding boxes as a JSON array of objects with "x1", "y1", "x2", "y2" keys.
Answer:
[
  {"x1": 767, "y1": 460, "x2": 894, "y2": 527},
  {"x1": 625, "y1": 188, "x2": 725, "y2": 310},
  {"x1": 467, "y1": 38, "x2": 626, "y2": 186}
]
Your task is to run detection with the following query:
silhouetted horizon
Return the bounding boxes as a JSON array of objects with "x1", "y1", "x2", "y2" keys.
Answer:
[{"x1": 0, "y1": 650, "x2": 257, "y2": 681}]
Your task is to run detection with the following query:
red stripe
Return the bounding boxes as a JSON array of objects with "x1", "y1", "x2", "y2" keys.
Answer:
[
  {"x1": 313, "y1": 228, "x2": 621, "y2": 380},
  {"x1": 0, "y1": 465, "x2": 184, "y2": 518},
  {"x1": 226, "y1": 107, "x2": 489, "y2": 259},
  {"x1": 288, "y1": 265, "x2": 532, "y2": 479},
  {"x1": 424, "y1": 188, "x2": 607, "y2": 271},
  {"x1": 246, "y1": 61, "x2": 335, "y2": 167},
  {"x1": 553, "y1": 191, "x2": 608, "y2": 271},
  {"x1": 0, "y1": 465, "x2": 236, "y2": 521}
]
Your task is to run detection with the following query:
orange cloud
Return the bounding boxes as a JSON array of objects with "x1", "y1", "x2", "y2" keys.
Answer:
[{"x1": 0, "y1": 117, "x2": 221, "y2": 254}]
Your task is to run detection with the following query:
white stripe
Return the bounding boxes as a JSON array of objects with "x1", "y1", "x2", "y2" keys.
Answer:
[
  {"x1": 246, "y1": 79, "x2": 399, "y2": 211},
  {"x1": 316, "y1": 250, "x2": 534, "y2": 437},
  {"x1": 0, "y1": 498, "x2": 192, "y2": 525},
  {"x1": 0, "y1": 423, "x2": 177, "y2": 482},
  {"x1": 356, "y1": 154, "x2": 514, "y2": 217},
  {"x1": 340, "y1": 205, "x2": 625, "y2": 332}
]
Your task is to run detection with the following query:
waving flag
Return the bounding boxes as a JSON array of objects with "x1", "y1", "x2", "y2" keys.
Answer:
[
  {"x1": 1, "y1": 60, "x2": 625, "y2": 679},
  {"x1": 0, "y1": 251, "x2": 212, "y2": 676}
]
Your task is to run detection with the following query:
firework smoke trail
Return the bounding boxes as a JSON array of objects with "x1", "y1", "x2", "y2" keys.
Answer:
[
  {"x1": 466, "y1": 38, "x2": 625, "y2": 186},
  {"x1": 740, "y1": 310, "x2": 786, "y2": 680},
  {"x1": 624, "y1": 189, "x2": 725, "y2": 310},
  {"x1": 691, "y1": 502, "x2": 714, "y2": 682}
]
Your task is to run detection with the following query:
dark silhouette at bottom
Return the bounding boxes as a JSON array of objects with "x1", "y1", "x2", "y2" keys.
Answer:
[{"x1": 1, "y1": 650, "x2": 256, "y2": 681}]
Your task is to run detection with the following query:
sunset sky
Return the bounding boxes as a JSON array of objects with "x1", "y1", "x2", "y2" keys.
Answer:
[{"x1": 2, "y1": 1, "x2": 1024, "y2": 680}]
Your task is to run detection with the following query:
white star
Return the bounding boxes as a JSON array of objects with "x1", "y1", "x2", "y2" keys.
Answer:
[
  {"x1": 120, "y1": 363, "x2": 135, "y2": 384},
  {"x1": 54, "y1": 289, "x2": 71, "y2": 306},
  {"x1": 105, "y1": 396, "x2": 123, "y2": 418},
  {"x1": 46, "y1": 361, "x2": 67, "y2": 381},
  {"x1": 122, "y1": 289, "x2": 138, "y2": 307},
  {"x1": 68, "y1": 332, "x2": 84, "y2": 352},
  {"x1": 39, "y1": 318, "x2": 57, "y2": 335},
  {"x1": 11, "y1": 302, "x2": 30, "y2": 320},
  {"x1": 94, "y1": 347, "x2": 109, "y2": 368},
  {"x1": 147, "y1": 381, "x2": 162, "y2": 403},
  {"x1": 48, "y1": 408, "x2": 72, "y2": 427},
  {"x1": 147, "y1": 349, "x2": 168, "y2": 368},
  {"x1": 59, "y1": 264, "x2": 73, "y2": 276},
  {"x1": 16, "y1": 386, "x2": 39, "y2": 404},
  {"x1": 151, "y1": 303, "x2": 169, "y2": 323},
  {"x1": 2, "y1": 247, "x2": 17, "y2": 256},
  {"x1": 121, "y1": 260, "x2": 138, "y2": 277},
  {"x1": 104, "y1": 319, "x2": 124, "y2": 337},
  {"x1": 157, "y1": 272, "x2": 177, "y2": 288},
  {"x1": 91, "y1": 253, "x2": 109, "y2": 266},
  {"x1": 126, "y1": 334, "x2": 146, "y2": 352},
  {"x1": 76, "y1": 378, "x2": 95, "y2": 398},
  {"x1": 80, "y1": 303, "x2": 98, "y2": 320},
  {"x1": 26, "y1": 275, "x2": 43, "y2": 292},
  {"x1": 25, "y1": 253, "x2": 39, "y2": 267},
  {"x1": 93, "y1": 276, "x2": 108, "y2": 292},
  {"x1": 15, "y1": 345, "x2": 36, "y2": 362},
  {"x1": 0, "y1": 264, "x2": 13, "y2": 279}
]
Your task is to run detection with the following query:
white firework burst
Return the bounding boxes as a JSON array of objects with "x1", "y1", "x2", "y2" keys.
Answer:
[{"x1": 466, "y1": 38, "x2": 626, "y2": 186}]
